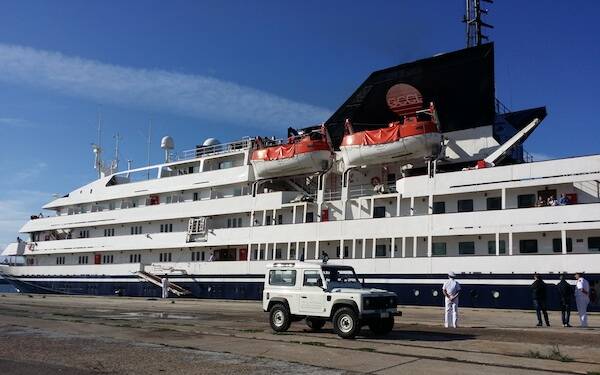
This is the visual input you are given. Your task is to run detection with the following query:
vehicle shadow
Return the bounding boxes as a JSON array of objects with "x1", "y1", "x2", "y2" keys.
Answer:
[{"x1": 305, "y1": 327, "x2": 476, "y2": 341}]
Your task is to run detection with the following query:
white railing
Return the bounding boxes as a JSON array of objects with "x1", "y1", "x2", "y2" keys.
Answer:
[{"x1": 175, "y1": 139, "x2": 253, "y2": 161}]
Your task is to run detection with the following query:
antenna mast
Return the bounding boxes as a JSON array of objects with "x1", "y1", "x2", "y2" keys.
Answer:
[
  {"x1": 113, "y1": 132, "x2": 122, "y2": 172},
  {"x1": 464, "y1": 0, "x2": 494, "y2": 47}
]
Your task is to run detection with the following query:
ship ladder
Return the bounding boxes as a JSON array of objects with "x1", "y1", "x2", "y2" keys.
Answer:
[{"x1": 135, "y1": 270, "x2": 190, "y2": 296}]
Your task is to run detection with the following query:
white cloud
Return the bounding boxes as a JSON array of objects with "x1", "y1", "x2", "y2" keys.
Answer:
[
  {"x1": 0, "y1": 117, "x2": 34, "y2": 128},
  {"x1": 0, "y1": 44, "x2": 331, "y2": 130}
]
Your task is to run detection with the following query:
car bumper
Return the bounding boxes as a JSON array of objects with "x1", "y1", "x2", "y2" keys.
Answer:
[{"x1": 360, "y1": 309, "x2": 401, "y2": 319}]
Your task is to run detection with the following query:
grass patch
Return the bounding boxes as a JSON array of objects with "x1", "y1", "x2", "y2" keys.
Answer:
[
  {"x1": 357, "y1": 347, "x2": 376, "y2": 352},
  {"x1": 239, "y1": 329, "x2": 263, "y2": 333},
  {"x1": 302, "y1": 341, "x2": 326, "y2": 347},
  {"x1": 526, "y1": 345, "x2": 573, "y2": 362}
]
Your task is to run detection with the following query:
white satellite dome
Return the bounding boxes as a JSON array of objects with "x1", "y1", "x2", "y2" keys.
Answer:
[
  {"x1": 161, "y1": 136, "x2": 174, "y2": 150},
  {"x1": 203, "y1": 138, "x2": 220, "y2": 146}
]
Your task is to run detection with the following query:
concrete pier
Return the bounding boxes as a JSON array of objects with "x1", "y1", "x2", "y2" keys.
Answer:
[{"x1": 0, "y1": 294, "x2": 598, "y2": 374}]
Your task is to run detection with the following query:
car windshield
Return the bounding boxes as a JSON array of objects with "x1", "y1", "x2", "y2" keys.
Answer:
[{"x1": 322, "y1": 266, "x2": 361, "y2": 289}]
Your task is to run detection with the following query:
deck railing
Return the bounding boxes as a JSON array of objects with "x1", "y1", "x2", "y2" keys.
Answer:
[{"x1": 175, "y1": 139, "x2": 253, "y2": 161}]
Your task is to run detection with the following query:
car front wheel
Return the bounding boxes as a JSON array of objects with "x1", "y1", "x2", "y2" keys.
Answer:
[
  {"x1": 333, "y1": 307, "x2": 360, "y2": 339},
  {"x1": 269, "y1": 303, "x2": 291, "y2": 332}
]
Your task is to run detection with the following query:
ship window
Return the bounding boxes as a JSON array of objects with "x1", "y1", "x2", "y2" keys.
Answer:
[
  {"x1": 266, "y1": 216, "x2": 272, "y2": 225},
  {"x1": 305, "y1": 212, "x2": 314, "y2": 223},
  {"x1": 432, "y1": 202, "x2": 445, "y2": 214},
  {"x1": 457, "y1": 199, "x2": 473, "y2": 212},
  {"x1": 269, "y1": 270, "x2": 296, "y2": 286},
  {"x1": 588, "y1": 237, "x2": 600, "y2": 251},
  {"x1": 193, "y1": 192, "x2": 199, "y2": 201},
  {"x1": 104, "y1": 228, "x2": 115, "y2": 237},
  {"x1": 432, "y1": 242, "x2": 447, "y2": 256},
  {"x1": 336, "y1": 246, "x2": 349, "y2": 258},
  {"x1": 487, "y1": 240, "x2": 506, "y2": 254},
  {"x1": 553, "y1": 238, "x2": 573, "y2": 253},
  {"x1": 519, "y1": 239, "x2": 538, "y2": 253},
  {"x1": 373, "y1": 206, "x2": 386, "y2": 218},
  {"x1": 160, "y1": 224, "x2": 173, "y2": 233},
  {"x1": 227, "y1": 219, "x2": 232, "y2": 228},
  {"x1": 56, "y1": 256, "x2": 65, "y2": 265},
  {"x1": 486, "y1": 197, "x2": 502, "y2": 210},
  {"x1": 458, "y1": 241, "x2": 475, "y2": 255},
  {"x1": 518, "y1": 194, "x2": 536, "y2": 208},
  {"x1": 375, "y1": 244, "x2": 387, "y2": 257},
  {"x1": 219, "y1": 161, "x2": 233, "y2": 170}
]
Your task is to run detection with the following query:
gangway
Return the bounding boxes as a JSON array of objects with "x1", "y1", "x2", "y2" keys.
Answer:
[{"x1": 135, "y1": 270, "x2": 191, "y2": 296}]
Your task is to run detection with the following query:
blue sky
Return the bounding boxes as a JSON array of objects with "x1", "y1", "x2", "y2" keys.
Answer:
[{"x1": 0, "y1": 1, "x2": 599, "y2": 248}]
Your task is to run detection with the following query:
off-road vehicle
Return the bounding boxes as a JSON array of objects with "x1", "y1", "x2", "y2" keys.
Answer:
[{"x1": 262, "y1": 262, "x2": 400, "y2": 339}]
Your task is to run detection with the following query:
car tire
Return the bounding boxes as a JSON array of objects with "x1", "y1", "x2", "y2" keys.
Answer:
[
  {"x1": 269, "y1": 303, "x2": 291, "y2": 332},
  {"x1": 306, "y1": 318, "x2": 326, "y2": 331},
  {"x1": 333, "y1": 307, "x2": 360, "y2": 339},
  {"x1": 368, "y1": 317, "x2": 394, "y2": 335}
]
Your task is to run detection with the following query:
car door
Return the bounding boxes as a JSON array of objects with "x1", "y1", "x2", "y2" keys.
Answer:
[{"x1": 299, "y1": 270, "x2": 327, "y2": 315}]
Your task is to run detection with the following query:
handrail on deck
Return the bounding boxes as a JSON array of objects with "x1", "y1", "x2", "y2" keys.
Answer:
[{"x1": 175, "y1": 139, "x2": 253, "y2": 161}]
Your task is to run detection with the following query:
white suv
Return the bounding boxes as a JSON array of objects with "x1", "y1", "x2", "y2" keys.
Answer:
[{"x1": 262, "y1": 262, "x2": 400, "y2": 339}]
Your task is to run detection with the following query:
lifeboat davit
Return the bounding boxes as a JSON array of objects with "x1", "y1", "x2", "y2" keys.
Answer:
[
  {"x1": 340, "y1": 106, "x2": 441, "y2": 168},
  {"x1": 251, "y1": 128, "x2": 332, "y2": 179}
]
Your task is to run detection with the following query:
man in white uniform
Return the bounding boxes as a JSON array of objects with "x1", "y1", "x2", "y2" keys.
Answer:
[
  {"x1": 161, "y1": 277, "x2": 169, "y2": 299},
  {"x1": 443, "y1": 272, "x2": 461, "y2": 328},
  {"x1": 574, "y1": 272, "x2": 590, "y2": 327}
]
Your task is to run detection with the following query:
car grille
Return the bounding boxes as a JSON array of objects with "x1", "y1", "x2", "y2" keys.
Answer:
[{"x1": 363, "y1": 296, "x2": 396, "y2": 310}]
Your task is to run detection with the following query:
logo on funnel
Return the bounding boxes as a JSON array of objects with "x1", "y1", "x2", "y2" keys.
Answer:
[{"x1": 386, "y1": 83, "x2": 424, "y2": 116}]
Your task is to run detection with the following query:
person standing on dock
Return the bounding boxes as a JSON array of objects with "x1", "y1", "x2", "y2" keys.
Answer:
[
  {"x1": 161, "y1": 277, "x2": 169, "y2": 299},
  {"x1": 574, "y1": 272, "x2": 590, "y2": 327},
  {"x1": 556, "y1": 273, "x2": 573, "y2": 327},
  {"x1": 531, "y1": 274, "x2": 550, "y2": 327},
  {"x1": 442, "y1": 272, "x2": 461, "y2": 328}
]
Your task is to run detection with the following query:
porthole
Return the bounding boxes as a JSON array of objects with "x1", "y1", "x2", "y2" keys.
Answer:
[
  {"x1": 432, "y1": 290, "x2": 439, "y2": 297},
  {"x1": 414, "y1": 289, "x2": 420, "y2": 297},
  {"x1": 492, "y1": 291, "x2": 500, "y2": 299}
]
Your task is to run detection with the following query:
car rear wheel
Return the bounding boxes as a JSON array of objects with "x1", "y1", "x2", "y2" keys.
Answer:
[
  {"x1": 305, "y1": 317, "x2": 326, "y2": 331},
  {"x1": 368, "y1": 317, "x2": 394, "y2": 335},
  {"x1": 269, "y1": 303, "x2": 291, "y2": 332},
  {"x1": 333, "y1": 307, "x2": 360, "y2": 339}
]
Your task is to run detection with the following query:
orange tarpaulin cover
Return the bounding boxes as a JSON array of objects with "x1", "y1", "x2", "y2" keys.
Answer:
[
  {"x1": 340, "y1": 119, "x2": 438, "y2": 147},
  {"x1": 252, "y1": 138, "x2": 330, "y2": 161}
]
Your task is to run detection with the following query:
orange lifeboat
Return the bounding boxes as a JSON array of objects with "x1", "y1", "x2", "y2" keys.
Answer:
[
  {"x1": 251, "y1": 127, "x2": 333, "y2": 179},
  {"x1": 340, "y1": 103, "x2": 441, "y2": 167}
]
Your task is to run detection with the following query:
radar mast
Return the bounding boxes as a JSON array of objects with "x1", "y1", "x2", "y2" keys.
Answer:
[{"x1": 464, "y1": 0, "x2": 494, "y2": 47}]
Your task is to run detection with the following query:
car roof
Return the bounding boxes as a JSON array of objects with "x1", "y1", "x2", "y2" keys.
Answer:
[
  {"x1": 266, "y1": 262, "x2": 355, "y2": 271},
  {"x1": 266, "y1": 261, "x2": 323, "y2": 270}
]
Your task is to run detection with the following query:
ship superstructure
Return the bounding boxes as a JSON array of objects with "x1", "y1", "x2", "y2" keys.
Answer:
[{"x1": 1, "y1": 42, "x2": 599, "y2": 310}]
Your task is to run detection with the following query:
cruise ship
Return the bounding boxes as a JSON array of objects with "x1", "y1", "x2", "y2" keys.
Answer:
[{"x1": 1, "y1": 42, "x2": 599, "y2": 311}]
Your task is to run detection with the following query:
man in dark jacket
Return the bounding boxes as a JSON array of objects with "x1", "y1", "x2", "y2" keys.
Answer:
[
  {"x1": 557, "y1": 273, "x2": 573, "y2": 327},
  {"x1": 531, "y1": 273, "x2": 550, "y2": 327}
]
